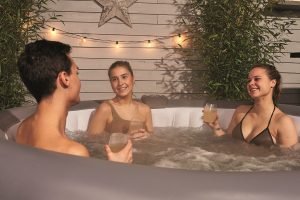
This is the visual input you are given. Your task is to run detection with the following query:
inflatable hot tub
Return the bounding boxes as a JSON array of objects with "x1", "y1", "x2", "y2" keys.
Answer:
[{"x1": 0, "y1": 100, "x2": 300, "y2": 200}]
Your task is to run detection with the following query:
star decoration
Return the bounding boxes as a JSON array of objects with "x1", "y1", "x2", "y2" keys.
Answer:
[{"x1": 94, "y1": 0, "x2": 137, "y2": 28}]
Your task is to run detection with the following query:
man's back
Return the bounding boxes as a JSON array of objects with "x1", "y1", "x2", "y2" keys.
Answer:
[{"x1": 16, "y1": 113, "x2": 90, "y2": 157}]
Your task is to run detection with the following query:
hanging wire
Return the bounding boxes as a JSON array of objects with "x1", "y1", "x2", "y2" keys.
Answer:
[{"x1": 44, "y1": 24, "x2": 188, "y2": 45}]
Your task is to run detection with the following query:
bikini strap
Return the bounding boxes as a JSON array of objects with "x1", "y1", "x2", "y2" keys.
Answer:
[
  {"x1": 240, "y1": 106, "x2": 253, "y2": 122},
  {"x1": 106, "y1": 101, "x2": 121, "y2": 120},
  {"x1": 267, "y1": 105, "x2": 276, "y2": 127}
]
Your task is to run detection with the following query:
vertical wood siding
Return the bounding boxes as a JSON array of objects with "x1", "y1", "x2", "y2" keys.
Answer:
[{"x1": 43, "y1": 0, "x2": 300, "y2": 100}]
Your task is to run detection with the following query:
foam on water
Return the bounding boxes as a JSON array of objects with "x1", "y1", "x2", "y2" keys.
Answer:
[{"x1": 67, "y1": 127, "x2": 300, "y2": 172}]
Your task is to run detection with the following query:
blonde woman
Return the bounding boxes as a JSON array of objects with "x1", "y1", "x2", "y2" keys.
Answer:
[{"x1": 87, "y1": 61, "x2": 153, "y2": 139}]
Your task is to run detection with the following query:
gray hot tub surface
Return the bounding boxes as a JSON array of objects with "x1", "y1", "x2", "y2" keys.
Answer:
[{"x1": 1, "y1": 100, "x2": 300, "y2": 200}]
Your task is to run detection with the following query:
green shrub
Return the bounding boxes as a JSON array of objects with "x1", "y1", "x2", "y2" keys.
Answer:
[
  {"x1": 180, "y1": 0, "x2": 295, "y2": 100},
  {"x1": 0, "y1": 0, "x2": 53, "y2": 110}
]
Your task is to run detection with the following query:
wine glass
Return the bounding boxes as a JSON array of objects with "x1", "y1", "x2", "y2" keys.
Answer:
[
  {"x1": 108, "y1": 132, "x2": 128, "y2": 153},
  {"x1": 203, "y1": 103, "x2": 217, "y2": 123},
  {"x1": 128, "y1": 120, "x2": 146, "y2": 140}
]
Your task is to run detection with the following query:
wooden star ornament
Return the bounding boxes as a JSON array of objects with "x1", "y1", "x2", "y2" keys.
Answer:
[{"x1": 94, "y1": 0, "x2": 137, "y2": 28}]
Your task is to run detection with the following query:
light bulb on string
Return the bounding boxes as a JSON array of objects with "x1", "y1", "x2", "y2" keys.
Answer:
[
  {"x1": 147, "y1": 40, "x2": 152, "y2": 47},
  {"x1": 177, "y1": 33, "x2": 182, "y2": 45},
  {"x1": 42, "y1": 25, "x2": 189, "y2": 47},
  {"x1": 175, "y1": 33, "x2": 185, "y2": 47},
  {"x1": 48, "y1": 26, "x2": 70, "y2": 40},
  {"x1": 80, "y1": 37, "x2": 87, "y2": 46},
  {"x1": 49, "y1": 27, "x2": 57, "y2": 37}
]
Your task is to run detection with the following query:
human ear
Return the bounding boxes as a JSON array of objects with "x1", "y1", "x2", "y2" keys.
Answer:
[
  {"x1": 58, "y1": 71, "x2": 70, "y2": 88},
  {"x1": 270, "y1": 79, "x2": 276, "y2": 88}
]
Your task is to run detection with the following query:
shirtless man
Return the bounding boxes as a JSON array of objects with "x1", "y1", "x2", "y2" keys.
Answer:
[{"x1": 16, "y1": 39, "x2": 132, "y2": 162}]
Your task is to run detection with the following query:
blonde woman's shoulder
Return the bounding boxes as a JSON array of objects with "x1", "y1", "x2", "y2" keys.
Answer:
[
  {"x1": 135, "y1": 100, "x2": 151, "y2": 111},
  {"x1": 95, "y1": 100, "x2": 112, "y2": 113}
]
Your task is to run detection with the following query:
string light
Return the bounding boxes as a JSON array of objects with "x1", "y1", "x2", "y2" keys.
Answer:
[
  {"x1": 49, "y1": 27, "x2": 57, "y2": 37},
  {"x1": 175, "y1": 33, "x2": 185, "y2": 46},
  {"x1": 80, "y1": 36, "x2": 87, "y2": 46},
  {"x1": 44, "y1": 25, "x2": 187, "y2": 48},
  {"x1": 147, "y1": 40, "x2": 151, "y2": 47}
]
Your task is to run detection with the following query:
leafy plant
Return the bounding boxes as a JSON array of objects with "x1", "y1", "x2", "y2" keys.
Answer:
[
  {"x1": 180, "y1": 0, "x2": 295, "y2": 100},
  {"x1": 0, "y1": 0, "x2": 54, "y2": 110}
]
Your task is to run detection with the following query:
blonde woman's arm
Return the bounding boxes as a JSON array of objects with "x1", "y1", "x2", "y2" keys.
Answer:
[
  {"x1": 144, "y1": 105, "x2": 154, "y2": 134},
  {"x1": 87, "y1": 102, "x2": 111, "y2": 135}
]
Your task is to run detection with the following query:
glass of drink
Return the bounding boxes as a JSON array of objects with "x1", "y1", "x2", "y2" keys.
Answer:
[
  {"x1": 203, "y1": 103, "x2": 217, "y2": 123},
  {"x1": 108, "y1": 133, "x2": 128, "y2": 153},
  {"x1": 128, "y1": 120, "x2": 145, "y2": 134},
  {"x1": 128, "y1": 120, "x2": 147, "y2": 140}
]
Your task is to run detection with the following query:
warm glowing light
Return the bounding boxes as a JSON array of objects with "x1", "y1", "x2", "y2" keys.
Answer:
[
  {"x1": 147, "y1": 40, "x2": 152, "y2": 47},
  {"x1": 80, "y1": 37, "x2": 87, "y2": 46},
  {"x1": 50, "y1": 27, "x2": 57, "y2": 36},
  {"x1": 22, "y1": 20, "x2": 34, "y2": 31},
  {"x1": 43, "y1": 26, "x2": 189, "y2": 48},
  {"x1": 176, "y1": 33, "x2": 182, "y2": 44},
  {"x1": 175, "y1": 33, "x2": 185, "y2": 47}
]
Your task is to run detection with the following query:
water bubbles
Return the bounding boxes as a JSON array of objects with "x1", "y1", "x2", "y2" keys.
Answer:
[{"x1": 68, "y1": 127, "x2": 300, "y2": 172}]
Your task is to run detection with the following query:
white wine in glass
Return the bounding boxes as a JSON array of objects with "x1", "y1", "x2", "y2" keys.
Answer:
[
  {"x1": 128, "y1": 120, "x2": 145, "y2": 134},
  {"x1": 203, "y1": 103, "x2": 217, "y2": 123},
  {"x1": 108, "y1": 133, "x2": 128, "y2": 153}
]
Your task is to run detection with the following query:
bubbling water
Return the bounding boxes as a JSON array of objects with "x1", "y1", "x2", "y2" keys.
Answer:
[{"x1": 67, "y1": 127, "x2": 300, "y2": 172}]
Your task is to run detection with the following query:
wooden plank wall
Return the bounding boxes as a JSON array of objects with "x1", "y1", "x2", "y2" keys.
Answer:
[{"x1": 43, "y1": 0, "x2": 300, "y2": 101}]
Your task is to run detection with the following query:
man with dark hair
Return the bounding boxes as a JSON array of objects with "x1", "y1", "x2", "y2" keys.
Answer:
[
  {"x1": 16, "y1": 40, "x2": 132, "y2": 162},
  {"x1": 18, "y1": 40, "x2": 74, "y2": 103}
]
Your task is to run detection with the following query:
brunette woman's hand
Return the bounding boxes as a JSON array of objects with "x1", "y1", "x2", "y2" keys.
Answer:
[
  {"x1": 206, "y1": 115, "x2": 220, "y2": 129},
  {"x1": 202, "y1": 112, "x2": 225, "y2": 136},
  {"x1": 202, "y1": 110, "x2": 219, "y2": 129}
]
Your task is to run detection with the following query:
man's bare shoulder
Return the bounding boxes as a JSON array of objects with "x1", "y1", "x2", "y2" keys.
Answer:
[
  {"x1": 15, "y1": 116, "x2": 35, "y2": 144},
  {"x1": 17, "y1": 123, "x2": 90, "y2": 158},
  {"x1": 64, "y1": 139, "x2": 90, "y2": 157}
]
